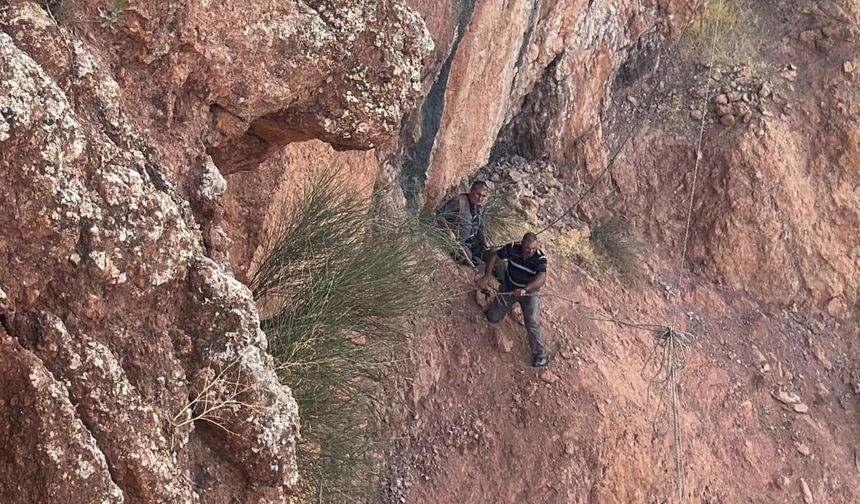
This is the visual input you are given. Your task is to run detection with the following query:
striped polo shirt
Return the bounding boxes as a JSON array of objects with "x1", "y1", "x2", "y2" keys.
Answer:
[{"x1": 497, "y1": 241, "x2": 548, "y2": 288}]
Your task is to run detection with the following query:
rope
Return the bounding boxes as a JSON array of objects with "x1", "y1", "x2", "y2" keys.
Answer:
[
  {"x1": 660, "y1": 1, "x2": 726, "y2": 501},
  {"x1": 673, "y1": 4, "x2": 719, "y2": 326},
  {"x1": 535, "y1": 9, "x2": 701, "y2": 236},
  {"x1": 669, "y1": 334, "x2": 684, "y2": 502},
  {"x1": 430, "y1": 283, "x2": 667, "y2": 332},
  {"x1": 640, "y1": 327, "x2": 692, "y2": 502}
]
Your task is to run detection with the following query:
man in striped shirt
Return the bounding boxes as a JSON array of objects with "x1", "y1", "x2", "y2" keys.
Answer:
[{"x1": 481, "y1": 232, "x2": 549, "y2": 367}]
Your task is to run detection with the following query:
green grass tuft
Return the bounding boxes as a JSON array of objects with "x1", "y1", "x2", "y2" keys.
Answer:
[
  {"x1": 589, "y1": 216, "x2": 648, "y2": 286},
  {"x1": 98, "y1": 0, "x2": 130, "y2": 29},
  {"x1": 250, "y1": 169, "x2": 431, "y2": 502}
]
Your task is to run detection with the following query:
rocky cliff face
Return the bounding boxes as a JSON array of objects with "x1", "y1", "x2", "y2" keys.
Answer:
[
  {"x1": 3, "y1": 0, "x2": 859, "y2": 502},
  {"x1": 400, "y1": 0, "x2": 700, "y2": 205},
  {"x1": 0, "y1": 0, "x2": 430, "y2": 502},
  {"x1": 610, "y1": 0, "x2": 860, "y2": 316},
  {"x1": 0, "y1": 4, "x2": 299, "y2": 501}
]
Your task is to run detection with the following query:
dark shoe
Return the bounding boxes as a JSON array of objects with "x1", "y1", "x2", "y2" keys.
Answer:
[{"x1": 532, "y1": 355, "x2": 549, "y2": 368}]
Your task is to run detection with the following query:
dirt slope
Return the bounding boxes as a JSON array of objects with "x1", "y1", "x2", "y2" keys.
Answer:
[
  {"x1": 383, "y1": 1, "x2": 860, "y2": 502},
  {"x1": 385, "y1": 254, "x2": 860, "y2": 503}
]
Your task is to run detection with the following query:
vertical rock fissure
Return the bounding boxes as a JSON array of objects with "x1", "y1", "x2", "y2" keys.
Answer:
[
  {"x1": 491, "y1": 51, "x2": 564, "y2": 161},
  {"x1": 513, "y1": 0, "x2": 540, "y2": 80},
  {"x1": 70, "y1": 409, "x2": 130, "y2": 503},
  {"x1": 402, "y1": 0, "x2": 477, "y2": 209},
  {"x1": 0, "y1": 313, "x2": 10, "y2": 337}
]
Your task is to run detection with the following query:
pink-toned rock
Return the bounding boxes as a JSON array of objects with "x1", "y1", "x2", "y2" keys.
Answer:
[
  {"x1": 540, "y1": 370, "x2": 560, "y2": 384},
  {"x1": 0, "y1": 335, "x2": 124, "y2": 503},
  {"x1": 495, "y1": 330, "x2": 515, "y2": 354},
  {"x1": 420, "y1": 0, "x2": 697, "y2": 204},
  {"x1": 801, "y1": 478, "x2": 814, "y2": 503},
  {"x1": 0, "y1": 5, "x2": 319, "y2": 500},
  {"x1": 615, "y1": 107, "x2": 860, "y2": 318}
]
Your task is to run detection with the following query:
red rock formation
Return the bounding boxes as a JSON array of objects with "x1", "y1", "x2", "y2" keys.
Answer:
[
  {"x1": 411, "y1": 0, "x2": 700, "y2": 204},
  {"x1": 611, "y1": 1, "x2": 860, "y2": 315},
  {"x1": 0, "y1": 0, "x2": 431, "y2": 501},
  {"x1": 3, "y1": 0, "x2": 860, "y2": 501}
]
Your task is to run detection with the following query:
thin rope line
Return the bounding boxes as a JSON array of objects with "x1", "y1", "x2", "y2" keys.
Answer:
[
  {"x1": 672, "y1": 12, "x2": 719, "y2": 328},
  {"x1": 664, "y1": 1, "x2": 726, "y2": 501},
  {"x1": 535, "y1": 12, "x2": 701, "y2": 236},
  {"x1": 429, "y1": 284, "x2": 667, "y2": 332}
]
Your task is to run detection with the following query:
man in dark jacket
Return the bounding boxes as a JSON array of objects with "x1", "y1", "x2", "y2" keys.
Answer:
[
  {"x1": 436, "y1": 181, "x2": 490, "y2": 267},
  {"x1": 480, "y1": 232, "x2": 549, "y2": 367}
]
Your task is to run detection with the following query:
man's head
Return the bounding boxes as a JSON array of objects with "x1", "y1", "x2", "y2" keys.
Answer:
[
  {"x1": 468, "y1": 181, "x2": 489, "y2": 207},
  {"x1": 521, "y1": 232, "x2": 539, "y2": 258}
]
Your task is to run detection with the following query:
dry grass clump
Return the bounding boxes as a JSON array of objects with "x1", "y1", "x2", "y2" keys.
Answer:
[
  {"x1": 251, "y1": 169, "x2": 431, "y2": 502},
  {"x1": 589, "y1": 216, "x2": 648, "y2": 286},
  {"x1": 546, "y1": 229, "x2": 598, "y2": 269},
  {"x1": 681, "y1": 0, "x2": 762, "y2": 68},
  {"x1": 481, "y1": 187, "x2": 529, "y2": 246}
]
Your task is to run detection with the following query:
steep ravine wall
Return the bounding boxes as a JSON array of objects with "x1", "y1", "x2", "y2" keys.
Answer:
[
  {"x1": 0, "y1": 0, "x2": 431, "y2": 502},
  {"x1": 405, "y1": 0, "x2": 701, "y2": 205},
  {"x1": 0, "y1": 0, "x2": 715, "y2": 501},
  {"x1": 3, "y1": 0, "x2": 859, "y2": 502}
]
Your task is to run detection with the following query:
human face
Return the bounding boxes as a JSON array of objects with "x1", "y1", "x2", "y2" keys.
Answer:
[
  {"x1": 521, "y1": 240, "x2": 538, "y2": 258},
  {"x1": 469, "y1": 186, "x2": 489, "y2": 207}
]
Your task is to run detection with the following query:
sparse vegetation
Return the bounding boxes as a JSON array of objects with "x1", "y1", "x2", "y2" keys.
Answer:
[
  {"x1": 41, "y1": 0, "x2": 130, "y2": 27},
  {"x1": 250, "y1": 169, "x2": 431, "y2": 502},
  {"x1": 544, "y1": 217, "x2": 647, "y2": 284},
  {"x1": 170, "y1": 354, "x2": 261, "y2": 436},
  {"x1": 680, "y1": 0, "x2": 762, "y2": 67},
  {"x1": 415, "y1": 207, "x2": 465, "y2": 262},
  {"x1": 547, "y1": 229, "x2": 598, "y2": 270},
  {"x1": 482, "y1": 186, "x2": 528, "y2": 246},
  {"x1": 98, "y1": 0, "x2": 129, "y2": 29},
  {"x1": 589, "y1": 216, "x2": 648, "y2": 286}
]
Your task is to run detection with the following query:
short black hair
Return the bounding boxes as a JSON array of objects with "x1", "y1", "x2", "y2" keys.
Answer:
[
  {"x1": 522, "y1": 232, "x2": 538, "y2": 244},
  {"x1": 470, "y1": 180, "x2": 489, "y2": 191}
]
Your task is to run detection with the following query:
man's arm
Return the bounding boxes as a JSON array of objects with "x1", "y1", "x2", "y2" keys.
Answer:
[
  {"x1": 482, "y1": 252, "x2": 498, "y2": 279},
  {"x1": 524, "y1": 272, "x2": 546, "y2": 293},
  {"x1": 455, "y1": 197, "x2": 472, "y2": 244},
  {"x1": 480, "y1": 243, "x2": 509, "y2": 284},
  {"x1": 435, "y1": 198, "x2": 457, "y2": 230}
]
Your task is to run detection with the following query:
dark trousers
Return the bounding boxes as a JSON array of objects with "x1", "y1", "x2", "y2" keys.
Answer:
[
  {"x1": 486, "y1": 280, "x2": 546, "y2": 358},
  {"x1": 457, "y1": 236, "x2": 487, "y2": 267}
]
